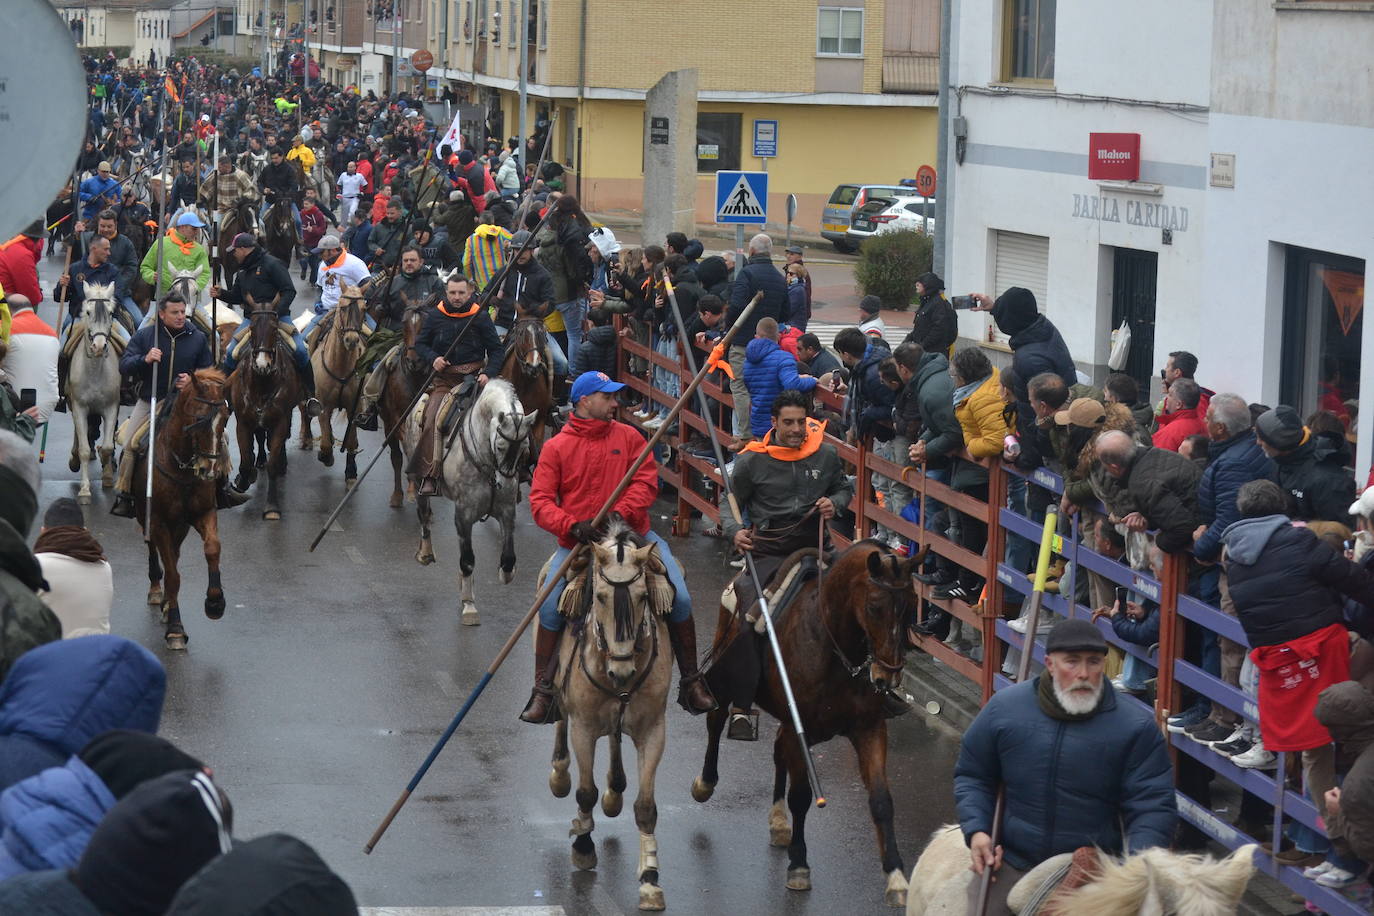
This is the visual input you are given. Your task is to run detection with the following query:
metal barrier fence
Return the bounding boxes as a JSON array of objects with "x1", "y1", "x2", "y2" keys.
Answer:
[{"x1": 614, "y1": 324, "x2": 1367, "y2": 914}]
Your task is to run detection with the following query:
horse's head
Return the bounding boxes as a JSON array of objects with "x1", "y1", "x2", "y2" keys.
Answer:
[
  {"x1": 178, "y1": 369, "x2": 231, "y2": 480},
  {"x1": 334, "y1": 285, "x2": 368, "y2": 350},
  {"x1": 512, "y1": 319, "x2": 548, "y2": 379},
  {"x1": 845, "y1": 544, "x2": 923, "y2": 691},
  {"x1": 402, "y1": 304, "x2": 426, "y2": 374},
  {"x1": 171, "y1": 269, "x2": 200, "y2": 310},
  {"x1": 483, "y1": 383, "x2": 536, "y2": 480},
  {"x1": 588, "y1": 519, "x2": 672, "y2": 688},
  {"x1": 244, "y1": 294, "x2": 282, "y2": 375},
  {"x1": 1053, "y1": 844, "x2": 1256, "y2": 916},
  {"x1": 80, "y1": 282, "x2": 117, "y2": 357}
]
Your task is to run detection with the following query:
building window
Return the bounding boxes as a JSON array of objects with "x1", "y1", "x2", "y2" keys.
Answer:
[
  {"x1": 538, "y1": 0, "x2": 548, "y2": 49},
  {"x1": 508, "y1": 0, "x2": 517, "y2": 46},
  {"x1": 987, "y1": 230, "x2": 1049, "y2": 346},
  {"x1": 1002, "y1": 0, "x2": 1055, "y2": 81},
  {"x1": 1280, "y1": 246, "x2": 1366, "y2": 442},
  {"x1": 463, "y1": 0, "x2": 472, "y2": 41},
  {"x1": 817, "y1": 7, "x2": 863, "y2": 56},
  {"x1": 696, "y1": 112, "x2": 741, "y2": 173}
]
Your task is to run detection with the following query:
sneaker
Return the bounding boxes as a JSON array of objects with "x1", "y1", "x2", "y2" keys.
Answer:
[
  {"x1": 1232, "y1": 742, "x2": 1277, "y2": 770},
  {"x1": 729, "y1": 555, "x2": 745, "y2": 569},
  {"x1": 1166, "y1": 707, "x2": 1208, "y2": 733},
  {"x1": 915, "y1": 570, "x2": 953, "y2": 586},
  {"x1": 1212, "y1": 736, "x2": 1253, "y2": 758},
  {"x1": 1303, "y1": 861, "x2": 1337, "y2": 880},
  {"x1": 1315, "y1": 866, "x2": 1368, "y2": 888},
  {"x1": 1007, "y1": 616, "x2": 1030, "y2": 634},
  {"x1": 931, "y1": 582, "x2": 962, "y2": 600},
  {"x1": 642, "y1": 415, "x2": 666, "y2": 430},
  {"x1": 1186, "y1": 721, "x2": 1234, "y2": 745}
]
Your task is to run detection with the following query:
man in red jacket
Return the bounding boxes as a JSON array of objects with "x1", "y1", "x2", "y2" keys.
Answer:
[
  {"x1": 0, "y1": 222, "x2": 46, "y2": 307},
  {"x1": 1152, "y1": 378, "x2": 1207, "y2": 451},
  {"x1": 520, "y1": 371, "x2": 716, "y2": 723}
]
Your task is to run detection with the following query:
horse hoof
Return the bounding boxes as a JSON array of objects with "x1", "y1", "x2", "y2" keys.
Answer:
[
  {"x1": 884, "y1": 885, "x2": 907, "y2": 908},
  {"x1": 571, "y1": 848, "x2": 597, "y2": 871},
  {"x1": 770, "y1": 825, "x2": 792, "y2": 848},
  {"x1": 299, "y1": 438, "x2": 314, "y2": 451},
  {"x1": 389, "y1": 493, "x2": 403, "y2": 509},
  {"x1": 147, "y1": 586, "x2": 164, "y2": 606},
  {"x1": 460, "y1": 607, "x2": 480, "y2": 626},
  {"x1": 77, "y1": 492, "x2": 91, "y2": 505},
  {"x1": 263, "y1": 509, "x2": 281, "y2": 521},
  {"x1": 786, "y1": 867, "x2": 811, "y2": 892},
  {"x1": 691, "y1": 778, "x2": 715, "y2": 804},
  {"x1": 500, "y1": 566, "x2": 515, "y2": 585},
  {"x1": 345, "y1": 477, "x2": 357, "y2": 489},
  {"x1": 601, "y1": 789, "x2": 622, "y2": 818},
  {"x1": 165, "y1": 631, "x2": 188, "y2": 651},
  {"x1": 68, "y1": 455, "x2": 80, "y2": 472},
  {"x1": 205, "y1": 593, "x2": 226, "y2": 620},
  {"x1": 255, "y1": 454, "x2": 267, "y2": 469},
  {"x1": 415, "y1": 550, "x2": 436, "y2": 566},
  {"x1": 318, "y1": 450, "x2": 334, "y2": 467},
  {"x1": 638, "y1": 884, "x2": 665, "y2": 911},
  {"x1": 549, "y1": 768, "x2": 570, "y2": 798}
]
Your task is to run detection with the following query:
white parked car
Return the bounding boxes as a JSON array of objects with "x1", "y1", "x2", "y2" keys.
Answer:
[{"x1": 845, "y1": 196, "x2": 936, "y2": 246}]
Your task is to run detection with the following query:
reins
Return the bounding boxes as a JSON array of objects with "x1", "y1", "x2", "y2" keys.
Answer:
[{"x1": 814, "y1": 539, "x2": 909, "y2": 683}]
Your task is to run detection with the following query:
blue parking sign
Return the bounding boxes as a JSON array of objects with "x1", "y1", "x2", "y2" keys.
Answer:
[
  {"x1": 715, "y1": 171, "x2": 768, "y2": 224},
  {"x1": 753, "y1": 119, "x2": 778, "y2": 158}
]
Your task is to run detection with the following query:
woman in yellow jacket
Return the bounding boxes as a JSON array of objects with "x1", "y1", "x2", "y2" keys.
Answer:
[{"x1": 932, "y1": 346, "x2": 1011, "y2": 609}]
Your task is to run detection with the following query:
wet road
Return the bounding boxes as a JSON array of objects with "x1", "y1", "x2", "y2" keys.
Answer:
[{"x1": 30, "y1": 251, "x2": 959, "y2": 914}]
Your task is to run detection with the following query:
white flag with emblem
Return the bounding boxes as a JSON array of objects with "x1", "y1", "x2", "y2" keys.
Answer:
[
  {"x1": 718, "y1": 173, "x2": 765, "y2": 219},
  {"x1": 435, "y1": 111, "x2": 463, "y2": 155}
]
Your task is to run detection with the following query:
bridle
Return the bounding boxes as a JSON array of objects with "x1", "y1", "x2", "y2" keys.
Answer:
[
  {"x1": 816, "y1": 550, "x2": 912, "y2": 684},
  {"x1": 81, "y1": 297, "x2": 115, "y2": 357},
  {"x1": 455, "y1": 402, "x2": 527, "y2": 494},
  {"x1": 509, "y1": 319, "x2": 546, "y2": 379},
  {"x1": 248, "y1": 307, "x2": 285, "y2": 377},
  {"x1": 157, "y1": 387, "x2": 229, "y2": 483},
  {"x1": 318, "y1": 293, "x2": 366, "y2": 385},
  {"x1": 569, "y1": 561, "x2": 661, "y2": 718}
]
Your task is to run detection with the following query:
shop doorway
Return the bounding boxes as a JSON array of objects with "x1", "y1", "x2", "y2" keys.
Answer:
[
  {"x1": 1280, "y1": 246, "x2": 1366, "y2": 439},
  {"x1": 1110, "y1": 247, "x2": 1158, "y2": 393}
]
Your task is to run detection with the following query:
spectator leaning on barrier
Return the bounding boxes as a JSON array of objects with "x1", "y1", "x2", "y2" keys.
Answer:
[
  {"x1": 795, "y1": 333, "x2": 840, "y2": 378},
  {"x1": 742, "y1": 318, "x2": 819, "y2": 439},
  {"x1": 1094, "y1": 429, "x2": 1201, "y2": 554},
  {"x1": 1255, "y1": 405, "x2": 1356, "y2": 524}
]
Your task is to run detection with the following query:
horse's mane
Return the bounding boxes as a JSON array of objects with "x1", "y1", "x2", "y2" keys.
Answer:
[
  {"x1": 1052, "y1": 845, "x2": 1256, "y2": 916},
  {"x1": 192, "y1": 368, "x2": 228, "y2": 386}
]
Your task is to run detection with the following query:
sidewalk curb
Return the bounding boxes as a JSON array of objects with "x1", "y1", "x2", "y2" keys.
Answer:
[{"x1": 587, "y1": 209, "x2": 834, "y2": 250}]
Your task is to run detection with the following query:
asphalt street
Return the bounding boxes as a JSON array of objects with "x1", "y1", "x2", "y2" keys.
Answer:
[{"x1": 28, "y1": 251, "x2": 960, "y2": 915}]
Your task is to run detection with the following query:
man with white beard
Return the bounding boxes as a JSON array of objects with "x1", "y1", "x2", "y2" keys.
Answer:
[{"x1": 950, "y1": 618, "x2": 1176, "y2": 914}]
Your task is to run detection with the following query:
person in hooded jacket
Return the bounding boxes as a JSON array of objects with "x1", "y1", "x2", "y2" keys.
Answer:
[
  {"x1": 1314, "y1": 681, "x2": 1374, "y2": 874},
  {"x1": 0, "y1": 769, "x2": 232, "y2": 916},
  {"x1": 573, "y1": 307, "x2": 617, "y2": 382},
  {"x1": 742, "y1": 318, "x2": 819, "y2": 438},
  {"x1": 0, "y1": 430, "x2": 61, "y2": 682},
  {"x1": 0, "y1": 730, "x2": 205, "y2": 879},
  {"x1": 1254, "y1": 405, "x2": 1356, "y2": 524},
  {"x1": 0, "y1": 635, "x2": 165, "y2": 792},
  {"x1": 166, "y1": 832, "x2": 357, "y2": 915},
  {"x1": 833, "y1": 326, "x2": 894, "y2": 443},
  {"x1": 535, "y1": 196, "x2": 594, "y2": 374},
  {"x1": 905, "y1": 271, "x2": 957, "y2": 356}
]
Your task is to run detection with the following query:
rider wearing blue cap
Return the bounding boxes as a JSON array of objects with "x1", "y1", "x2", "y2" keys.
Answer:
[{"x1": 137, "y1": 212, "x2": 212, "y2": 303}]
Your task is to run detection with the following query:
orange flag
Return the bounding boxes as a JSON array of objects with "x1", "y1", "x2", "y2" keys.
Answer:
[
  {"x1": 707, "y1": 342, "x2": 733, "y2": 379},
  {"x1": 164, "y1": 75, "x2": 181, "y2": 104}
]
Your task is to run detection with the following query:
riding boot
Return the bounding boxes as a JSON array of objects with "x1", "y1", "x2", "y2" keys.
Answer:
[
  {"x1": 215, "y1": 477, "x2": 251, "y2": 509},
  {"x1": 668, "y1": 617, "x2": 718, "y2": 714},
  {"x1": 300, "y1": 366, "x2": 323, "y2": 417},
  {"x1": 55, "y1": 352, "x2": 70, "y2": 413},
  {"x1": 519, "y1": 626, "x2": 564, "y2": 724},
  {"x1": 553, "y1": 374, "x2": 568, "y2": 407}
]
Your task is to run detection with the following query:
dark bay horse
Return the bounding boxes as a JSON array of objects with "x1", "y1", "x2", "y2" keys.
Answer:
[
  {"x1": 133, "y1": 368, "x2": 232, "y2": 649},
  {"x1": 261, "y1": 196, "x2": 298, "y2": 269},
  {"x1": 498, "y1": 317, "x2": 556, "y2": 468},
  {"x1": 303, "y1": 285, "x2": 367, "y2": 485},
  {"x1": 213, "y1": 197, "x2": 257, "y2": 288},
  {"x1": 228, "y1": 296, "x2": 300, "y2": 520},
  {"x1": 694, "y1": 540, "x2": 921, "y2": 908},
  {"x1": 376, "y1": 300, "x2": 429, "y2": 508}
]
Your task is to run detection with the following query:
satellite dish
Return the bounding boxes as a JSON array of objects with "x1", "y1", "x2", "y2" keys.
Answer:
[{"x1": 0, "y1": 0, "x2": 87, "y2": 241}]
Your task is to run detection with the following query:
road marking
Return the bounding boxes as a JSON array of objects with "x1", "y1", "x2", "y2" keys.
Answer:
[
  {"x1": 434, "y1": 670, "x2": 458, "y2": 697},
  {"x1": 345, "y1": 545, "x2": 364, "y2": 564}
]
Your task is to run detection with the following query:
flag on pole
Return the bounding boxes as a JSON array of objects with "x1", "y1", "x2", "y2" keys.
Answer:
[
  {"x1": 436, "y1": 110, "x2": 463, "y2": 156},
  {"x1": 164, "y1": 75, "x2": 181, "y2": 104}
]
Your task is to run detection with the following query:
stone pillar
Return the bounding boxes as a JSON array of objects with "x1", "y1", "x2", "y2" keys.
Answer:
[{"x1": 642, "y1": 69, "x2": 698, "y2": 248}]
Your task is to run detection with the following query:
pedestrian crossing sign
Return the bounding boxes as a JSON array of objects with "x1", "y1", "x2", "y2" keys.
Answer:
[{"x1": 715, "y1": 171, "x2": 768, "y2": 224}]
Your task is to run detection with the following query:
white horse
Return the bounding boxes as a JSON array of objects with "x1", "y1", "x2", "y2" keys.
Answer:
[
  {"x1": 405, "y1": 378, "x2": 535, "y2": 624},
  {"x1": 906, "y1": 824, "x2": 1256, "y2": 916},
  {"x1": 66, "y1": 284, "x2": 122, "y2": 504},
  {"x1": 309, "y1": 158, "x2": 335, "y2": 211}
]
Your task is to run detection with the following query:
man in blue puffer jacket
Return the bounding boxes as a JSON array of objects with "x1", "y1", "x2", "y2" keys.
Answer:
[
  {"x1": 0, "y1": 730, "x2": 204, "y2": 879},
  {"x1": 742, "y1": 318, "x2": 818, "y2": 438},
  {"x1": 954, "y1": 619, "x2": 1175, "y2": 913},
  {"x1": 0, "y1": 636, "x2": 166, "y2": 792}
]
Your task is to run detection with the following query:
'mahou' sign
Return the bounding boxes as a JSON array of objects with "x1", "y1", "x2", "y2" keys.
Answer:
[{"x1": 1087, "y1": 132, "x2": 1140, "y2": 181}]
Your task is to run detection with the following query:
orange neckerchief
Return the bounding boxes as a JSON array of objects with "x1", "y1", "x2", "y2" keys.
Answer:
[
  {"x1": 437, "y1": 300, "x2": 480, "y2": 318},
  {"x1": 741, "y1": 417, "x2": 827, "y2": 461},
  {"x1": 322, "y1": 250, "x2": 347, "y2": 272},
  {"x1": 165, "y1": 229, "x2": 196, "y2": 256}
]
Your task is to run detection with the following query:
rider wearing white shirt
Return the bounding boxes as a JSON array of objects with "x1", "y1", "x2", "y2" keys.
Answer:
[{"x1": 304, "y1": 235, "x2": 372, "y2": 334}]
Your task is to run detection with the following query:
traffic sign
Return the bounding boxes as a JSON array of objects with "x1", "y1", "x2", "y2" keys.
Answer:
[
  {"x1": 411, "y1": 49, "x2": 434, "y2": 72},
  {"x1": 753, "y1": 119, "x2": 778, "y2": 158},
  {"x1": 915, "y1": 165, "x2": 937, "y2": 198},
  {"x1": 715, "y1": 171, "x2": 768, "y2": 224}
]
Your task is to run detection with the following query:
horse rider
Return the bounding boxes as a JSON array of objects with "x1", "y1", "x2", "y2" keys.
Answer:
[
  {"x1": 485, "y1": 230, "x2": 571, "y2": 382},
  {"x1": 519, "y1": 372, "x2": 717, "y2": 724},
  {"x1": 170, "y1": 158, "x2": 201, "y2": 212},
  {"x1": 138, "y1": 211, "x2": 212, "y2": 313},
  {"x1": 77, "y1": 161, "x2": 120, "y2": 221},
  {"x1": 258, "y1": 146, "x2": 303, "y2": 237},
  {"x1": 114, "y1": 186, "x2": 153, "y2": 254},
  {"x1": 109, "y1": 291, "x2": 248, "y2": 517},
  {"x1": 407, "y1": 273, "x2": 505, "y2": 497},
  {"x1": 197, "y1": 155, "x2": 258, "y2": 227},
  {"x1": 286, "y1": 134, "x2": 316, "y2": 185},
  {"x1": 352, "y1": 245, "x2": 443, "y2": 430},
  {"x1": 54, "y1": 233, "x2": 127, "y2": 407},
  {"x1": 208, "y1": 232, "x2": 320, "y2": 415},
  {"x1": 238, "y1": 136, "x2": 269, "y2": 183},
  {"x1": 301, "y1": 234, "x2": 372, "y2": 337},
  {"x1": 71, "y1": 208, "x2": 144, "y2": 327},
  {"x1": 718, "y1": 388, "x2": 859, "y2": 739},
  {"x1": 954, "y1": 618, "x2": 1176, "y2": 915}
]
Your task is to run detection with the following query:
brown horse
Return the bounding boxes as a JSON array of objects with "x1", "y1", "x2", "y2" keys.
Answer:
[
  {"x1": 261, "y1": 196, "x2": 298, "y2": 270},
  {"x1": 212, "y1": 197, "x2": 257, "y2": 288},
  {"x1": 228, "y1": 296, "x2": 300, "y2": 520},
  {"x1": 376, "y1": 301, "x2": 429, "y2": 508},
  {"x1": 303, "y1": 285, "x2": 367, "y2": 485},
  {"x1": 133, "y1": 369, "x2": 232, "y2": 650},
  {"x1": 498, "y1": 317, "x2": 556, "y2": 467},
  {"x1": 694, "y1": 540, "x2": 920, "y2": 908}
]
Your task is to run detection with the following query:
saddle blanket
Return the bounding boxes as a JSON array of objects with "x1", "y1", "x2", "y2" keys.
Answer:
[
  {"x1": 62, "y1": 321, "x2": 129, "y2": 360},
  {"x1": 721, "y1": 549, "x2": 820, "y2": 634},
  {"x1": 304, "y1": 309, "x2": 374, "y2": 352}
]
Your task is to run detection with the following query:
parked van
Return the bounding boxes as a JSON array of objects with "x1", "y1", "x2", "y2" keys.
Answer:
[{"x1": 821, "y1": 184, "x2": 921, "y2": 251}]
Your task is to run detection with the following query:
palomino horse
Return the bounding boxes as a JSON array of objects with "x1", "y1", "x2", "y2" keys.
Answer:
[
  {"x1": 132, "y1": 368, "x2": 232, "y2": 649},
  {"x1": 405, "y1": 378, "x2": 534, "y2": 625},
  {"x1": 65, "y1": 284, "x2": 122, "y2": 504},
  {"x1": 497, "y1": 317, "x2": 556, "y2": 468},
  {"x1": 261, "y1": 196, "x2": 299, "y2": 270},
  {"x1": 376, "y1": 299, "x2": 429, "y2": 508},
  {"x1": 906, "y1": 824, "x2": 1257, "y2": 916},
  {"x1": 304, "y1": 285, "x2": 367, "y2": 485},
  {"x1": 694, "y1": 540, "x2": 921, "y2": 908},
  {"x1": 228, "y1": 296, "x2": 300, "y2": 520},
  {"x1": 547, "y1": 520, "x2": 675, "y2": 912}
]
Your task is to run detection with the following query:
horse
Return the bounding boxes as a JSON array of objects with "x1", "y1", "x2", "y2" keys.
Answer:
[
  {"x1": 404, "y1": 378, "x2": 534, "y2": 625},
  {"x1": 303, "y1": 285, "x2": 367, "y2": 485},
  {"x1": 546, "y1": 520, "x2": 675, "y2": 912},
  {"x1": 693, "y1": 540, "x2": 921, "y2": 908},
  {"x1": 212, "y1": 196, "x2": 257, "y2": 288},
  {"x1": 227, "y1": 295, "x2": 300, "y2": 520},
  {"x1": 906, "y1": 824, "x2": 1257, "y2": 916},
  {"x1": 376, "y1": 297, "x2": 429, "y2": 509},
  {"x1": 65, "y1": 284, "x2": 122, "y2": 504},
  {"x1": 308, "y1": 159, "x2": 335, "y2": 211},
  {"x1": 132, "y1": 368, "x2": 232, "y2": 650},
  {"x1": 261, "y1": 196, "x2": 298, "y2": 269},
  {"x1": 497, "y1": 317, "x2": 556, "y2": 469}
]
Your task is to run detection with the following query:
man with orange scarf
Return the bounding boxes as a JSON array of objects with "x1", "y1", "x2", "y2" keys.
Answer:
[
  {"x1": 138, "y1": 212, "x2": 212, "y2": 306},
  {"x1": 719, "y1": 388, "x2": 857, "y2": 738}
]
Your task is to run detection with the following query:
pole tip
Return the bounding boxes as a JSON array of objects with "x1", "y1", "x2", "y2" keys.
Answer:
[
  {"x1": 815, "y1": 797, "x2": 827, "y2": 808},
  {"x1": 363, "y1": 844, "x2": 374, "y2": 854}
]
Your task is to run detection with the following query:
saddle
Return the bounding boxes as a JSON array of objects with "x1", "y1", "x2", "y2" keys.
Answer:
[
  {"x1": 62, "y1": 321, "x2": 129, "y2": 360},
  {"x1": 720, "y1": 547, "x2": 821, "y2": 634},
  {"x1": 228, "y1": 320, "x2": 297, "y2": 364},
  {"x1": 1007, "y1": 848, "x2": 1102, "y2": 916},
  {"x1": 304, "y1": 309, "x2": 373, "y2": 352}
]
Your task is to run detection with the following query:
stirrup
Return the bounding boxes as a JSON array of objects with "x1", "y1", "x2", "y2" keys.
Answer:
[
  {"x1": 677, "y1": 672, "x2": 718, "y2": 715},
  {"x1": 416, "y1": 476, "x2": 440, "y2": 497},
  {"x1": 727, "y1": 710, "x2": 759, "y2": 742},
  {"x1": 109, "y1": 494, "x2": 137, "y2": 519},
  {"x1": 518, "y1": 682, "x2": 561, "y2": 724}
]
